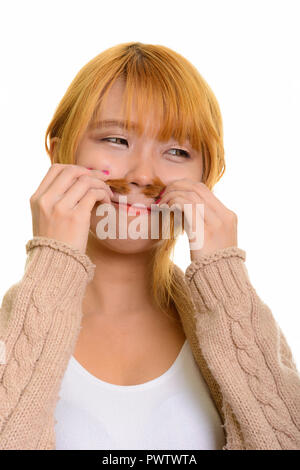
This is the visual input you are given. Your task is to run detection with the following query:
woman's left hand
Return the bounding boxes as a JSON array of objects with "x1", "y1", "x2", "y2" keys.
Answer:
[{"x1": 156, "y1": 178, "x2": 238, "y2": 261}]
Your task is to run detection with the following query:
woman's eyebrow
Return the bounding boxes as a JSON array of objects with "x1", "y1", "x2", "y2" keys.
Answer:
[
  {"x1": 90, "y1": 119, "x2": 139, "y2": 132},
  {"x1": 89, "y1": 119, "x2": 185, "y2": 144}
]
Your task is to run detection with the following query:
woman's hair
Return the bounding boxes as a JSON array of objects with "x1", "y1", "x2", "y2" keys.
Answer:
[{"x1": 45, "y1": 41, "x2": 226, "y2": 325}]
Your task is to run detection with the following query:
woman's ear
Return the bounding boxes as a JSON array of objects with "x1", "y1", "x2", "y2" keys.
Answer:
[{"x1": 49, "y1": 137, "x2": 61, "y2": 164}]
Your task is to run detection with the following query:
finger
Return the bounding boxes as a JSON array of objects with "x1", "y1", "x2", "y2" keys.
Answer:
[
  {"x1": 32, "y1": 163, "x2": 67, "y2": 199},
  {"x1": 163, "y1": 181, "x2": 226, "y2": 214},
  {"x1": 40, "y1": 165, "x2": 105, "y2": 204},
  {"x1": 88, "y1": 171, "x2": 114, "y2": 197},
  {"x1": 158, "y1": 189, "x2": 199, "y2": 207},
  {"x1": 54, "y1": 175, "x2": 113, "y2": 211},
  {"x1": 161, "y1": 194, "x2": 220, "y2": 226},
  {"x1": 193, "y1": 183, "x2": 229, "y2": 213},
  {"x1": 34, "y1": 164, "x2": 94, "y2": 201},
  {"x1": 88, "y1": 168, "x2": 112, "y2": 184},
  {"x1": 74, "y1": 187, "x2": 112, "y2": 213},
  {"x1": 161, "y1": 182, "x2": 209, "y2": 202}
]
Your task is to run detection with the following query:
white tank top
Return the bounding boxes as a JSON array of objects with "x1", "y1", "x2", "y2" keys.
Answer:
[{"x1": 54, "y1": 339, "x2": 226, "y2": 450}]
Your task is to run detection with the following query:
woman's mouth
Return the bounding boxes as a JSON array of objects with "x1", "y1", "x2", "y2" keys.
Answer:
[{"x1": 111, "y1": 201, "x2": 152, "y2": 214}]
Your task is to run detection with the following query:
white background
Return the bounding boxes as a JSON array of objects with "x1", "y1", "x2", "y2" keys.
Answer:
[{"x1": 0, "y1": 0, "x2": 299, "y2": 367}]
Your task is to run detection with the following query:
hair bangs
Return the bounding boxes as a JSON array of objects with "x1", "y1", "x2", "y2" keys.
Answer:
[{"x1": 88, "y1": 52, "x2": 204, "y2": 154}]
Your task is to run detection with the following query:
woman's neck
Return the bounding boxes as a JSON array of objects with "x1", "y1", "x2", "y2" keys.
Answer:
[{"x1": 83, "y1": 232, "x2": 158, "y2": 320}]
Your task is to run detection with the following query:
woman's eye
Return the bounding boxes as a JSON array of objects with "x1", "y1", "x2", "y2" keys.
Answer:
[
  {"x1": 101, "y1": 138, "x2": 190, "y2": 159},
  {"x1": 102, "y1": 137, "x2": 128, "y2": 146},
  {"x1": 168, "y1": 148, "x2": 190, "y2": 159}
]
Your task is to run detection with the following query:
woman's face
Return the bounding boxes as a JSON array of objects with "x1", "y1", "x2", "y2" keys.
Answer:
[{"x1": 74, "y1": 79, "x2": 203, "y2": 255}]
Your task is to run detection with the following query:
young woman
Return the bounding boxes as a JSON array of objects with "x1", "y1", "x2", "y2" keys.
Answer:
[{"x1": 0, "y1": 42, "x2": 299, "y2": 451}]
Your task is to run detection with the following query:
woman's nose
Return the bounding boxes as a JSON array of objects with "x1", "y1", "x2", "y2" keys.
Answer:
[{"x1": 125, "y1": 156, "x2": 156, "y2": 189}]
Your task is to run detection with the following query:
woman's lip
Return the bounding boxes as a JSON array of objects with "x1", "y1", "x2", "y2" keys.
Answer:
[{"x1": 111, "y1": 201, "x2": 152, "y2": 213}]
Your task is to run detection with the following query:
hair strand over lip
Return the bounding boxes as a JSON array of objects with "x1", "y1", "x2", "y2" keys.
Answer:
[{"x1": 105, "y1": 175, "x2": 166, "y2": 200}]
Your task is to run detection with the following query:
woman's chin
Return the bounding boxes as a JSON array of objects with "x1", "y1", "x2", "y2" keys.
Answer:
[{"x1": 88, "y1": 226, "x2": 163, "y2": 255}]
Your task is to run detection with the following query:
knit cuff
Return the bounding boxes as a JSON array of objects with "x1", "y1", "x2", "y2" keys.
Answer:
[
  {"x1": 25, "y1": 236, "x2": 96, "y2": 283},
  {"x1": 185, "y1": 246, "x2": 250, "y2": 311}
]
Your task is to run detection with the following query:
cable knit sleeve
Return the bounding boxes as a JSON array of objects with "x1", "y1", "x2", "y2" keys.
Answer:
[
  {"x1": 185, "y1": 246, "x2": 300, "y2": 450},
  {"x1": 0, "y1": 236, "x2": 96, "y2": 450}
]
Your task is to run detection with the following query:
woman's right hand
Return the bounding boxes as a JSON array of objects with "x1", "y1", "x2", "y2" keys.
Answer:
[{"x1": 29, "y1": 163, "x2": 114, "y2": 254}]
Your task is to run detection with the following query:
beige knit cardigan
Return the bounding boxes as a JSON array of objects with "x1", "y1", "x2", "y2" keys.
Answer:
[{"x1": 0, "y1": 236, "x2": 299, "y2": 450}]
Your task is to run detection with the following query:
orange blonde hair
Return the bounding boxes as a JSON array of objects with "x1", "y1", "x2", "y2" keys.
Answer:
[{"x1": 45, "y1": 41, "x2": 226, "y2": 324}]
